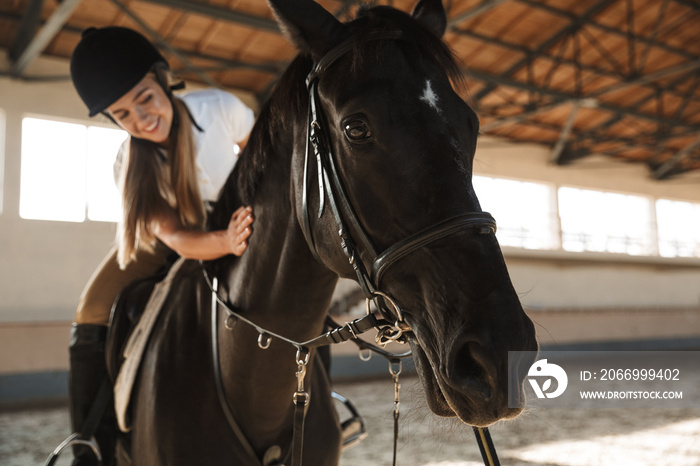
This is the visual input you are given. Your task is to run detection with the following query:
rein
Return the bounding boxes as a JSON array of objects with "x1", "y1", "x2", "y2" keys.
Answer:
[{"x1": 205, "y1": 30, "x2": 501, "y2": 466}]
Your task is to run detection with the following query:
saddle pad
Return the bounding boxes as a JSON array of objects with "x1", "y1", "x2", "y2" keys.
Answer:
[{"x1": 114, "y1": 257, "x2": 186, "y2": 432}]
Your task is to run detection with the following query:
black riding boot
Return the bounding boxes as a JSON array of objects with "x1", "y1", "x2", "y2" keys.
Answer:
[{"x1": 69, "y1": 324, "x2": 117, "y2": 466}]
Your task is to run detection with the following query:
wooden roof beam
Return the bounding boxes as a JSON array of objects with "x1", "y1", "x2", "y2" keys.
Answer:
[
  {"x1": 447, "y1": 0, "x2": 509, "y2": 29},
  {"x1": 467, "y1": 68, "x2": 700, "y2": 131},
  {"x1": 9, "y1": 0, "x2": 81, "y2": 77},
  {"x1": 137, "y1": 0, "x2": 280, "y2": 33},
  {"x1": 571, "y1": 69, "x2": 700, "y2": 144},
  {"x1": 8, "y1": 0, "x2": 44, "y2": 63},
  {"x1": 457, "y1": 28, "x2": 700, "y2": 108},
  {"x1": 653, "y1": 134, "x2": 700, "y2": 179},
  {"x1": 473, "y1": 0, "x2": 618, "y2": 102},
  {"x1": 479, "y1": 100, "x2": 573, "y2": 132},
  {"x1": 516, "y1": 0, "x2": 700, "y2": 61},
  {"x1": 550, "y1": 101, "x2": 583, "y2": 164},
  {"x1": 110, "y1": 0, "x2": 221, "y2": 89}
]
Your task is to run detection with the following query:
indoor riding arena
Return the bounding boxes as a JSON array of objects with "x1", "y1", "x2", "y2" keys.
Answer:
[{"x1": 1, "y1": 1, "x2": 699, "y2": 465}]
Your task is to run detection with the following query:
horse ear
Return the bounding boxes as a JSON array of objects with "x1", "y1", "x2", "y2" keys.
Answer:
[
  {"x1": 267, "y1": 0, "x2": 347, "y2": 59},
  {"x1": 411, "y1": 0, "x2": 448, "y2": 37}
]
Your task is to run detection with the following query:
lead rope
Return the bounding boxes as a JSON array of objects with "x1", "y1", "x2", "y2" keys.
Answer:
[
  {"x1": 384, "y1": 360, "x2": 500, "y2": 466},
  {"x1": 390, "y1": 359, "x2": 402, "y2": 466}
]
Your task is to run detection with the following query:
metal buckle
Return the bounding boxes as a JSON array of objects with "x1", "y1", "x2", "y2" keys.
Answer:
[{"x1": 375, "y1": 324, "x2": 407, "y2": 348}]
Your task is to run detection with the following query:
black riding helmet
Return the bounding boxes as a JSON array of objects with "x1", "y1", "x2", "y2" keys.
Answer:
[{"x1": 70, "y1": 26, "x2": 168, "y2": 117}]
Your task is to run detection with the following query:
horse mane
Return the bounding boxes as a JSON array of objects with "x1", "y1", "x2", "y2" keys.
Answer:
[{"x1": 208, "y1": 5, "x2": 464, "y2": 231}]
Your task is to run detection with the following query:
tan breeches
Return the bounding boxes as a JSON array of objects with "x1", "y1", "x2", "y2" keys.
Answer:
[{"x1": 74, "y1": 243, "x2": 172, "y2": 326}]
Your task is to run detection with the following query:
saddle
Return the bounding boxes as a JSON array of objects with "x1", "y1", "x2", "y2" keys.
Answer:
[
  {"x1": 104, "y1": 257, "x2": 184, "y2": 464},
  {"x1": 106, "y1": 273, "x2": 164, "y2": 383}
]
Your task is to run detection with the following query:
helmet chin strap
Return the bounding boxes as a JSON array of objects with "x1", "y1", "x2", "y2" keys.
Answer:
[{"x1": 166, "y1": 80, "x2": 204, "y2": 134}]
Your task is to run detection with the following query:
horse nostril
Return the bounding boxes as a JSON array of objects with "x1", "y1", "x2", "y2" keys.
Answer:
[{"x1": 448, "y1": 341, "x2": 497, "y2": 400}]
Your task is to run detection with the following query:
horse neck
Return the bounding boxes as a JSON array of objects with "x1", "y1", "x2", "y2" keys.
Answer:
[{"x1": 216, "y1": 134, "x2": 338, "y2": 450}]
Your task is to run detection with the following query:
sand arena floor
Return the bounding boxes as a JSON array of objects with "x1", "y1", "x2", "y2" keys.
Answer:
[{"x1": 2, "y1": 374, "x2": 699, "y2": 466}]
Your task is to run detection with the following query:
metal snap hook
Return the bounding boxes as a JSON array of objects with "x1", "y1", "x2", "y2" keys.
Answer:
[
  {"x1": 389, "y1": 358, "x2": 402, "y2": 377},
  {"x1": 295, "y1": 348, "x2": 310, "y2": 366},
  {"x1": 258, "y1": 332, "x2": 272, "y2": 350}
]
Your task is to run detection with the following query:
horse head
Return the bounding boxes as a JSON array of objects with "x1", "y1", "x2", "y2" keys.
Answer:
[{"x1": 269, "y1": 0, "x2": 538, "y2": 427}]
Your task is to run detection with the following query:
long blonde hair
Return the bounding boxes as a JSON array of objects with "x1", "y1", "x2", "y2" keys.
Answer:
[{"x1": 116, "y1": 66, "x2": 205, "y2": 268}]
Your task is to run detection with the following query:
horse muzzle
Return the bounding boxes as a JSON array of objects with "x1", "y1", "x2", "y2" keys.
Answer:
[{"x1": 409, "y1": 322, "x2": 536, "y2": 427}]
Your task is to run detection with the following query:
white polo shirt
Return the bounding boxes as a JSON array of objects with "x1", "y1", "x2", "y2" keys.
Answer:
[{"x1": 114, "y1": 88, "x2": 255, "y2": 203}]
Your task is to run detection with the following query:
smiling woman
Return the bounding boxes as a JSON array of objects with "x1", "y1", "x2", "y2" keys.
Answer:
[
  {"x1": 106, "y1": 75, "x2": 173, "y2": 145},
  {"x1": 64, "y1": 25, "x2": 256, "y2": 465}
]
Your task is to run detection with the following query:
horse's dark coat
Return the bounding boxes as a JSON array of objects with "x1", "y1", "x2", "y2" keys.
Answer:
[{"x1": 124, "y1": 1, "x2": 537, "y2": 464}]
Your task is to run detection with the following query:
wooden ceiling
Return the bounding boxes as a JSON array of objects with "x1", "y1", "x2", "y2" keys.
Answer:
[{"x1": 2, "y1": 0, "x2": 700, "y2": 180}]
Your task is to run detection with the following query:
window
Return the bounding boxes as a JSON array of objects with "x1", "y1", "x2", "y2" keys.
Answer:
[
  {"x1": 473, "y1": 176, "x2": 558, "y2": 250},
  {"x1": 558, "y1": 187, "x2": 653, "y2": 255},
  {"x1": 656, "y1": 199, "x2": 700, "y2": 258},
  {"x1": 19, "y1": 117, "x2": 126, "y2": 222}
]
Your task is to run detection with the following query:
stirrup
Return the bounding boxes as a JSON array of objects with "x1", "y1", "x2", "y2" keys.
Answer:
[
  {"x1": 43, "y1": 432, "x2": 103, "y2": 466},
  {"x1": 332, "y1": 391, "x2": 368, "y2": 450}
]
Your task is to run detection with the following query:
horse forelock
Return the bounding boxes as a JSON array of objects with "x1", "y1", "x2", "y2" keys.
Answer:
[
  {"x1": 350, "y1": 5, "x2": 465, "y2": 89},
  {"x1": 208, "y1": 4, "x2": 466, "y2": 231}
]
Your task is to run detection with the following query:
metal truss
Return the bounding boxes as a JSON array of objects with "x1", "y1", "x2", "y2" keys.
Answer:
[{"x1": 452, "y1": 0, "x2": 700, "y2": 178}]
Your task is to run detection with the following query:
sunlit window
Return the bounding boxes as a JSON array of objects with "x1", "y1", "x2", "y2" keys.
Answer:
[
  {"x1": 473, "y1": 176, "x2": 558, "y2": 250},
  {"x1": 558, "y1": 187, "x2": 653, "y2": 255},
  {"x1": 656, "y1": 199, "x2": 700, "y2": 258},
  {"x1": 19, "y1": 117, "x2": 126, "y2": 223}
]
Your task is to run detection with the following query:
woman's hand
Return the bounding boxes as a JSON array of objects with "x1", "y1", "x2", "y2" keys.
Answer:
[
  {"x1": 154, "y1": 206, "x2": 254, "y2": 261},
  {"x1": 226, "y1": 206, "x2": 254, "y2": 256}
]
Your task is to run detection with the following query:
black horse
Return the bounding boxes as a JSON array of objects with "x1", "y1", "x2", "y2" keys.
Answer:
[{"x1": 121, "y1": 0, "x2": 537, "y2": 464}]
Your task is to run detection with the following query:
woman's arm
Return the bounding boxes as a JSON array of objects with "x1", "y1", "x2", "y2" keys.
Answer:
[{"x1": 154, "y1": 206, "x2": 253, "y2": 260}]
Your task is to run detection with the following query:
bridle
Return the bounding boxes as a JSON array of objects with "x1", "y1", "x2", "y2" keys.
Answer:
[
  {"x1": 300, "y1": 31, "x2": 497, "y2": 325},
  {"x1": 205, "y1": 30, "x2": 501, "y2": 466}
]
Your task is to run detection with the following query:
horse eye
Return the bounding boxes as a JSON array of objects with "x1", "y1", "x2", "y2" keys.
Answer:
[{"x1": 344, "y1": 120, "x2": 372, "y2": 142}]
